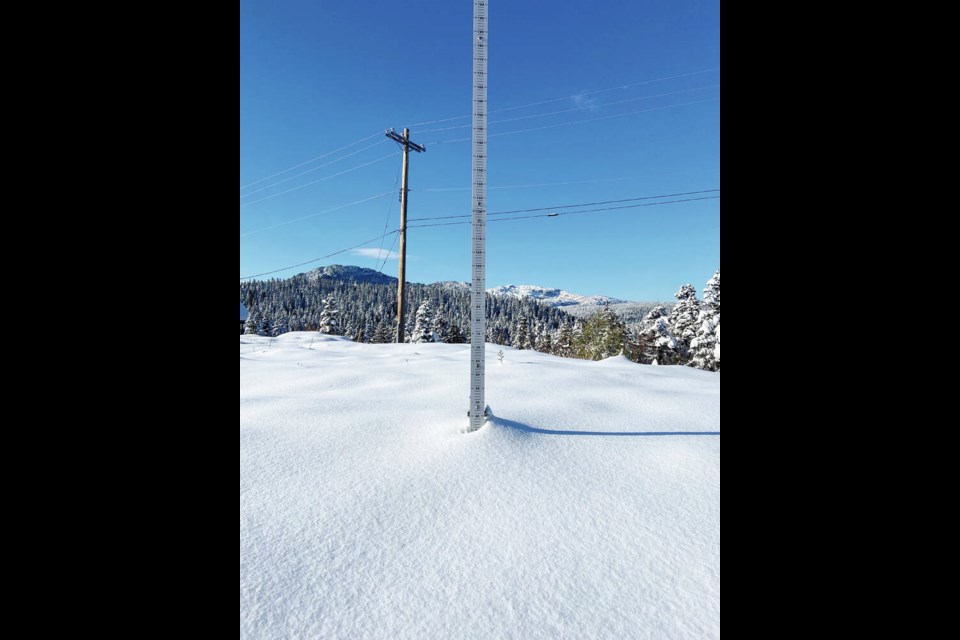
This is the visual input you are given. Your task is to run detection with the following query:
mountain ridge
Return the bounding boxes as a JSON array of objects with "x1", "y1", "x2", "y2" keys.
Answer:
[
  {"x1": 487, "y1": 284, "x2": 627, "y2": 308},
  {"x1": 302, "y1": 265, "x2": 632, "y2": 308}
]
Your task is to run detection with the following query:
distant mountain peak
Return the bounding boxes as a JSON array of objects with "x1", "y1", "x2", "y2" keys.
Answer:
[
  {"x1": 487, "y1": 284, "x2": 628, "y2": 308},
  {"x1": 304, "y1": 265, "x2": 397, "y2": 286}
]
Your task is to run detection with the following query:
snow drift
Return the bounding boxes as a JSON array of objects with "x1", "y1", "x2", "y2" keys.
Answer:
[{"x1": 240, "y1": 334, "x2": 720, "y2": 639}]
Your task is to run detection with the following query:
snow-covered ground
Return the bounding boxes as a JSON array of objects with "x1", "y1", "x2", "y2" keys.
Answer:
[{"x1": 240, "y1": 334, "x2": 721, "y2": 639}]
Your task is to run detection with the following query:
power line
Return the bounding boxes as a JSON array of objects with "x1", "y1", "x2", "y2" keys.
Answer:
[
  {"x1": 240, "y1": 139, "x2": 390, "y2": 199},
  {"x1": 239, "y1": 152, "x2": 401, "y2": 208},
  {"x1": 408, "y1": 196, "x2": 720, "y2": 229},
  {"x1": 409, "y1": 190, "x2": 720, "y2": 222},
  {"x1": 240, "y1": 230, "x2": 400, "y2": 281},
  {"x1": 239, "y1": 195, "x2": 720, "y2": 280},
  {"x1": 241, "y1": 98, "x2": 718, "y2": 211},
  {"x1": 239, "y1": 69, "x2": 721, "y2": 195},
  {"x1": 374, "y1": 167, "x2": 402, "y2": 271},
  {"x1": 426, "y1": 98, "x2": 721, "y2": 146},
  {"x1": 420, "y1": 176, "x2": 648, "y2": 193},
  {"x1": 490, "y1": 84, "x2": 719, "y2": 127},
  {"x1": 407, "y1": 67, "x2": 720, "y2": 128},
  {"x1": 414, "y1": 84, "x2": 719, "y2": 134},
  {"x1": 240, "y1": 192, "x2": 394, "y2": 238},
  {"x1": 503, "y1": 195, "x2": 720, "y2": 222},
  {"x1": 378, "y1": 230, "x2": 401, "y2": 274},
  {"x1": 240, "y1": 130, "x2": 384, "y2": 192}
]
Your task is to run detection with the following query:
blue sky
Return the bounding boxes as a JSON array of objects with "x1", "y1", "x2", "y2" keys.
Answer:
[{"x1": 240, "y1": 0, "x2": 720, "y2": 302}]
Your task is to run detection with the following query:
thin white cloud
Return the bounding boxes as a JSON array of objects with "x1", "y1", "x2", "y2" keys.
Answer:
[
  {"x1": 352, "y1": 248, "x2": 400, "y2": 261},
  {"x1": 572, "y1": 92, "x2": 601, "y2": 112}
]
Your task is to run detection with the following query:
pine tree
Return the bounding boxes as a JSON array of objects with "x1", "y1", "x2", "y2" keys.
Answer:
[
  {"x1": 623, "y1": 328, "x2": 644, "y2": 363},
  {"x1": 554, "y1": 323, "x2": 575, "y2": 358},
  {"x1": 319, "y1": 297, "x2": 341, "y2": 335},
  {"x1": 641, "y1": 305, "x2": 677, "y2": 365},
  {"x1": 691, "y1": 270, "x2": 720, "y2": 371},
  {"x1": 668, "y1": 285, "x2": 700, "y2": 363},
  {"x1": 271, "y1": 315, "x2": 289, "y2": 337},
  {"x1": 257, "y1": 316, "x2": 272, "y2": 337},
  {"x1": 412, "y1": 301, "x2": 439, "y2": 343},
  {"x1": 445, "y1": 323, "x2": 467, "y2": 344},
  {"x1": 431, "y1": 311, "x2": 446, "y2": 344},
  {"x1": 244, "y1": 309, "x2": 260, "y2": 336},
  {"x1": 514, "y1": 314, "x2": 532, "y2": 350},
  {"x1": 575, "y1": 304, "x2": 627, "y2": 360},
  {"x1": 371, "y1": 320, "x2": 394, "y2": 344},
  {"x1": 538, "y1": 331, "x2": 553, "y2": 354},
  {"x1": 703, "y1": 270, "x2": 720, "y2": 313}
]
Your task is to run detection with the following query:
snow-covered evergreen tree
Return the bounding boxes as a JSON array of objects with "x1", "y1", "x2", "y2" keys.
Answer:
[
  {"x1": 691, "y1": 270, "x2": 720, "y2": 371},
  {"x1": 668, "y1": 285, "x2": 701, "y2": 363},
  {"x1": 257, "y1": 317, "x2": 272, "y2": 337},
  {"x1": 411, "y1": 301, "x2": 440, "y2": 343},
  {"x1": 445, "y1": 323, "x2": 467, "y2": 344},
  {"x1": 371, "y1": 320, "x2": 394, "y2": 344},
  {"x1": 535, "y1": 322, "x2": 550, "y2": 352},
  {"x1": 431, "y1": 311, "x2": 446, "y2": 344},
  {"x1": 623, "y1": 328, "x2": 644, "y2": 364},
  {"x1": 576, "y1": 304, "x2": 627, "y2": 360},
  {"x1": 691, "y1": 315, "x2": 719, "y2": 371},
  {"x1": 319, "y1": 297, "x2": 341, "y2": 335},
  {"x1": 641, "y1": 305, "x2": 677, "y2": 365},
  {"x1": 703, "y1": 270, "x2": 720, "y2": 313},
  {"x1": 244, "y1": 310, "x2": 260, "y2": 336},
  {"x1": 554, "y1": 323, "x2": 575, "y2": 358},
  {"x1": 271, "y1": 315, "x2": 289, "y2": 337},
  {"x1": 715, "y1": 325, "x2": 720, "y2": 366},
  {"x1": 513, "y1": 314, "x2": 532, "y2": 350},
  {"x1": 538, "y1": 331, "x2": 553, "y2": 355}
]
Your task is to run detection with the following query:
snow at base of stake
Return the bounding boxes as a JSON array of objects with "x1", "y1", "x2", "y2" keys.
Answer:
[{"x1": 240, "y1": 334, "x2": 721, "y2": 639}]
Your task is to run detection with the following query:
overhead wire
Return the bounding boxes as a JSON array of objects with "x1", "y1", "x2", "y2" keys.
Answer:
[
  {"x1": 420, "y1": 176, "x2": 648, "y2": 193},
  {"x1": 241, "y1": 97, "x2": 717, "y2": 211},
  {"x1": 374, "y1": 167, "x2": 403, "y2": 271},
  {"x1": 409, "y1": 190, "x2": 721, "y2": 222},
  {"x1": 238, "y1": 69, "x2": 720, "y2": 212},
  {"x1": 414, "y1": 84, "x2": 719, "y2": 134},
  {"x1": 408, "y1": 196, "x2": 720, "y2": 229},
  {"x1": 378, "y1": 230, "x2": 401, "y2": 275},
  {"x1": 238, "y1": 96, "x2": 717, "y2": 211},
  {"x1": 240, "y1": 192, "x2": 394, "y2": 238},
  {"x1": 407, "y1": 67, "x2": 720, "y2": 128},
  {"x1": 239, "y1": 152, "x2": 401, "y2": 208},
  {"x1": 425, "y1": 98, "x2": 721, "y2": 146},
  {"x1": 240, "y1": 139, "x2": 390, "y2": 199},
  {"x1": 240, "y1": 130, "x2": 384, "y2": 192},
  {"x1": 241, "y1": 194, "x2": 719, "y2": 280},
  {"x1": 240, "y1": 68, "x2": 721, "y2": 278}
]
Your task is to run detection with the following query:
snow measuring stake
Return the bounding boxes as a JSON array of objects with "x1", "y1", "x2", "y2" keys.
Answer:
[{"x1": 468, "y1": 0, "x2": 489, "y2": 432}]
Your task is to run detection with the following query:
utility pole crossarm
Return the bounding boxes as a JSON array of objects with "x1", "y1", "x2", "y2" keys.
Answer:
[
  {"x1": 386, "y1": 129, "x2": 426, "y2": 154},
  {"x1": 386, "y1": 128, "x2": 426, "y2": 344}
]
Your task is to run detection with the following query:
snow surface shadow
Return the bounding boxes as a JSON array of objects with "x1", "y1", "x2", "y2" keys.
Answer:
[{"x1": 494, "y1": 416, "x2": 720, "y2": 438}]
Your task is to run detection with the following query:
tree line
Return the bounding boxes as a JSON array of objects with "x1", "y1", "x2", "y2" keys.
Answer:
[{"x1": 240, "y1": 269, "x2": 719, "y2": 372}]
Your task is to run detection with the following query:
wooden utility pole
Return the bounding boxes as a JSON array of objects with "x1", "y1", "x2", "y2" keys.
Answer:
[{"x1": 386, "y1": 128, "x2": 426, "y2": 343}]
